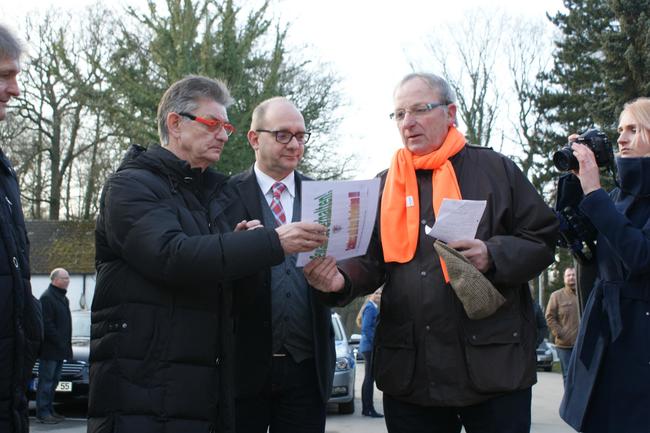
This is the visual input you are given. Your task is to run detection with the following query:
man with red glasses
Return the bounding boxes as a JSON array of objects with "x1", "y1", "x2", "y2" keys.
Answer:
[
  {"x1": 227, "y1": 97, "x2": 342, "y2": 433},
  {"x1": 89, "y1": 77, "x2": 328, "y2": 433}
]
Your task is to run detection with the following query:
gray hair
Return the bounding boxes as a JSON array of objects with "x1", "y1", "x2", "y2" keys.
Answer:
[
  {"x1": 50, "y1": 268, "x2": 65, "y2": 281},
  {"x1": 157, "y1": 75, "x2": 234, "y2": 145},
  {"x1": 396, "y1": 72, "x2": 457, "y2": 105},
  {"x1": 0, "y1": 24, "x2": 23, "y2": 61}
]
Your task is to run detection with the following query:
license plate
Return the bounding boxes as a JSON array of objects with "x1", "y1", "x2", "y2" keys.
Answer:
[{"x1": 56, "y1": 382, "x2": 72, "y2": 392}]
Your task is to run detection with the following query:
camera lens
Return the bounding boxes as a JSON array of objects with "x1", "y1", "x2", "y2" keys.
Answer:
[{"x1": 552, "y1": 147, "x2": 578, "y2": 172}]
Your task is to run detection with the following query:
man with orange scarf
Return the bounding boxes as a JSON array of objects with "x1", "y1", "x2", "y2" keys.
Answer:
[{"x1": 305, "y1": 73, "x2": 558, "y2": 433}]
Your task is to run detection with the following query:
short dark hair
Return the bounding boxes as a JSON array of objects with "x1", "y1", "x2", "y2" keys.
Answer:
[
  {"x1": 157, "y1": 75, "x2": 234, "y2": 145},
  {"x1": 0, "y1": 24, "x2": 23, "y2": 61}
]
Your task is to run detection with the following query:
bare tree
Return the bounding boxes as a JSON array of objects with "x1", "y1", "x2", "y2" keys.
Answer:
[
  {"x1": 7, "y1": 8, "x2": 116, "y2": 220},
  {"x1": 414, "y1": 10, "x2": 504, "y2": 148},
  {"x1": 505, "y1": 17, "x2": 556, "y2": 193}
]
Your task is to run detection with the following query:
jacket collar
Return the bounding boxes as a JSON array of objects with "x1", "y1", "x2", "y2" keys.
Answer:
[
  {"x1": 0, "y1": 148, "x2": 16, "y2": 176},
  {"x1": 118, "y1": 144, "x2": 228, "y2": 190},
  {"x1": 616, "y1": 156, "x2": 650, "y2": 198}
]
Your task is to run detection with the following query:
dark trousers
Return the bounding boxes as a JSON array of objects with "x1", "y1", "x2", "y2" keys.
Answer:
[
  {"x1": 36, "y1": 359, "x2": 63, "y2": 418},
  {"x1": 361, "y1": 350, "x2": 377, "y2": 413},
  {"x1": 235, "y1": 355, "x2": 326, "y2": 433},
  {"x1": 556, "y1": 347, "x2": 573, "y2": 386},
  {"x1": 383, "y1": 387, "x2": 532, "y2": 433}
]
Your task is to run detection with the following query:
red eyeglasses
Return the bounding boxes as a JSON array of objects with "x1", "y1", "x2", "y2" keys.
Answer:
[{"x1": 178, "y1": 112, "x2": 236, "y2": 136}]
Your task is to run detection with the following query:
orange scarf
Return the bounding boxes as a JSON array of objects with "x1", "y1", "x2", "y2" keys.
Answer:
[{"x1": 380, "y1": 126, "x2": 466, "y2": 280}]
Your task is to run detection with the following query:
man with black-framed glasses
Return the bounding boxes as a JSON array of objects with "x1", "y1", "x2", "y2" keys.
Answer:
[{"x1": 227, "y1": 96, "x2": 341, "y2": 433}]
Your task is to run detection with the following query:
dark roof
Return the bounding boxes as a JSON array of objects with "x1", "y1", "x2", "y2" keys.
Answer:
[{"x1": 25, "y1": 220, "x2": 95, "y2": 274}]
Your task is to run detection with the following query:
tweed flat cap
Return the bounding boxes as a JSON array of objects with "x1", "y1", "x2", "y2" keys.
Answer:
[{"x1": 434, "y1": 240, "x2": 505, "y2": 320}]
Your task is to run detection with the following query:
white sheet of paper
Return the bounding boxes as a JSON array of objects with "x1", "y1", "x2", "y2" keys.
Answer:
[
  {"x1": 426, "y1": 198, "x2": 487, "y2": 243},
  {"x1": 296, "y1": 178, "x2": 380, "y2": 267}
]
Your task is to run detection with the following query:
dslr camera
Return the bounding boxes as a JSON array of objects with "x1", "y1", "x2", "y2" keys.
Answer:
[{"x1": 552, "y1": 129, "x2": 614, "y2": 172}]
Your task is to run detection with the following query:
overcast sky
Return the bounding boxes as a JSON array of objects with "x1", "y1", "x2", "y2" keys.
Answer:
[{"x1": 1, "y1": 0, "x2": 565, "y2": 178}]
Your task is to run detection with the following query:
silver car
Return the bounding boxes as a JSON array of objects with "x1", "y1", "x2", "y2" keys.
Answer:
[{"x1": 328, "y1": 313, "x2": 356, "y2": 414}]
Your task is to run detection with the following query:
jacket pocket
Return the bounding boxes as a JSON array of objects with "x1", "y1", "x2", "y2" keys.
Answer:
[
  {"x1": 373, "y1": 320, "x2": 415, "y2": 396},
  {"x1": 463, "y1": 316, "x2": 526, "y2": 392}
]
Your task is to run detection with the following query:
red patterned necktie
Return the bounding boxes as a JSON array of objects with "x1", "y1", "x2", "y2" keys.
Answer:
[{"x1": 270, "y1": 182, "x2": 287, "y2": 225}]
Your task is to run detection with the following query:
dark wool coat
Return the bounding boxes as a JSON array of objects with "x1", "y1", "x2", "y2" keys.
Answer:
[
  {"x1": 226, "y1": 167, "x2": 336, "y2": 404},
  {"x1": 88, "y1": 145, "x2": 286, "y2": 433},
  {"x1": 338, "y1": 145, "x2": 558, "y2": 407},
  {"x1": 39, "y1": 284, "x2": 72, "y2": 361},
  {"x1": 0, "y1": 149, "x2": 42, "y2": 433},
  {"x1": 560, "y1": 157, "x2": 650, "y2": 433}
]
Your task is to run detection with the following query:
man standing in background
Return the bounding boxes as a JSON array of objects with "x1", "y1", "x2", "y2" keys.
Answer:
[
  {"x1": 546, "y1": 267, "x2": 579, "y2": 385},
  {"x1": 36, "y1": 268, "x2": 72, "y2": 424}
]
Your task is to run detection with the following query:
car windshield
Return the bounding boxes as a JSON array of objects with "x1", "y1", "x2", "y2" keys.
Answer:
[{"x1": 71, "y1": 312, "x2": 91, "y2": 339}]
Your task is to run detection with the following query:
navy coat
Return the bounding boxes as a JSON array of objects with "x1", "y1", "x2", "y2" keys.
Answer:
[
  {"x1": 560, "y1": 157, "x2": 650, "y2": 433},
  {"x1": 359, "y1": 300, "x2": 378, "y2": 354},
  {"x1": 0, "y1": 149, "x2": 42, "y2": 433},
  {"x1": 39, "y1": 284, "x2": 72, "y2": 361}
]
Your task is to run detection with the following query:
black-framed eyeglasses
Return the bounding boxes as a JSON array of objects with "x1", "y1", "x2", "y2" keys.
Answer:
[
  {"x1": 256, "y1": 129, "x2": 311, "y2": 145},
  {"x1": 389, "y1": 102, "x2": 448, "y2": 121},
  {"x1": 178, "y1": 112, "x2": 236, "y2": 136}
]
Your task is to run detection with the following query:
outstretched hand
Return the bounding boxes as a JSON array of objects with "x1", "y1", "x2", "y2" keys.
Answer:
[
  {"x1": 276, "y1": 222, "x2": 328, "y2": 254},
  {"x1": 303, "y1": 256, "x2": 345, "y2": 293}
]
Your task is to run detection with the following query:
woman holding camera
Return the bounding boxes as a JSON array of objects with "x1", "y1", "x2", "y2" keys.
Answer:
[{"x1": 560, "y1": 98, "x2": 650, "y2": 433}]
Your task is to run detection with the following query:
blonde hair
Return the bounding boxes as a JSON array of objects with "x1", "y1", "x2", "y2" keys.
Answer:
[
  {"x1": 620, "y1": 97, "x2": 650, "y2": 153},
  {"x1": 355, "y1": 287, "x2": 382, "y2": 328}
]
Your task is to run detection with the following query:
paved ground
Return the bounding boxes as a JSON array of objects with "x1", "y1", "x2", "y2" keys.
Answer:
[
  {"x1": 326, "y1": 363, "x2": 574, "y2": 433},
  {"x1": 29, "y1": 364, "x2": 574, "y2": 433}
]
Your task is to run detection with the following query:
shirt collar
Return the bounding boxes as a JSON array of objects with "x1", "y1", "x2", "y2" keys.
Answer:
[{"x1": 253, "y1": 163, "x2": 296, "y2": 198}]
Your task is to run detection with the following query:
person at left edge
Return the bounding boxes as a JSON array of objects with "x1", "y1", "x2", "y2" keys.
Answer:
[
  {"x1": 0, "y1": 23, "x2": 43, "y2": 433},
  {"x1": 88, "y1": 76, "x2": 328, "y2": 433},
  {"x1": 227, "y1": 96, "x2": 347, "y2": 433}
]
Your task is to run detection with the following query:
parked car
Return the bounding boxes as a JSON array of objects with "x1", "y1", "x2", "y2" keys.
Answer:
[
  {"x1": 348, "y1": 333, "x2": 362, "y2": 361},
  {"x1": 29, "y1": 310, "x2": 90, "y2": 401},
  {"x1": 536, "y1": 339, "x2": 554, "y2": 372},
  {"x1": 328, "y1": 313, "x2": 356, "y2": 414}
]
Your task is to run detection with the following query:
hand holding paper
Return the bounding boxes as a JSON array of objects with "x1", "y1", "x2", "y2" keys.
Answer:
[
  {"x1": 447, "y1": 238, "x2": 492, "y2": 273},
  {"x1": 303, "y1": 256, "x2": 345, "y2": 293}
]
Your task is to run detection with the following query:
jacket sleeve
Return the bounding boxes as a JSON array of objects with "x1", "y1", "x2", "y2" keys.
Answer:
[
  {"x1": 545, "y1": 292, "x2": 562, "y2": 339},
  {"x1": 40, "y1": 295, "x2": 60, "y2": 343},
  {"x1": 361, "y1": 302, "x2": 378, "y2": 341},
  {"x1": 484, "y1": 158, "x2": 559, "y2": 286},
  {"x1": 580, "y1": 188, "x2": 650, "y2": 276},
  {"x1": 101, "y1": 170, "x2": 285, "y2": 286}
]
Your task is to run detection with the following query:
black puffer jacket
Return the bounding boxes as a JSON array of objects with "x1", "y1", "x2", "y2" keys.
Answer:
[
  {"x1": 88, "y1": 145, "x2": 285, "y2": 433},
  {"x1": 0, "y1": 149, "x2": 42, "y2": 433}
]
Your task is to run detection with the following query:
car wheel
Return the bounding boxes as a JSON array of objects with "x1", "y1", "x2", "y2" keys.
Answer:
[{"x1": 339, "y1": 399, "x2": 355, "y2": 414}]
